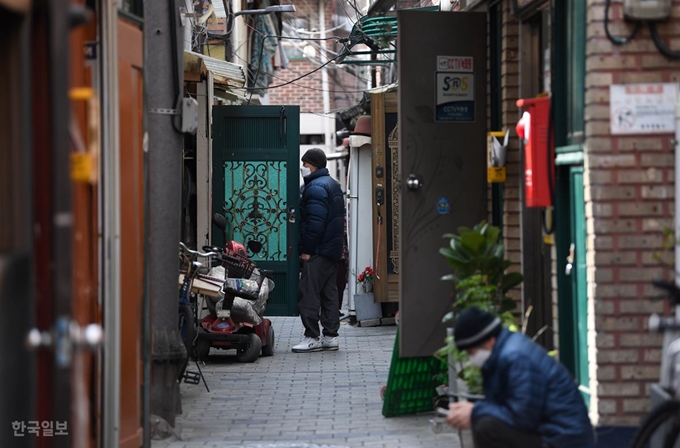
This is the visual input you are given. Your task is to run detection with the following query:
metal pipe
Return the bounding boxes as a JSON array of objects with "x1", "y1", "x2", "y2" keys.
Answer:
[
  {"x1": 320, "y1": 0, "x2": 333, "y2": 161},
  {"x1": 675, "y1": 83, "x2": 680, "y2": 302},
  {"x1": 101, "y1": 0, "x2": 121, "y2": 445},
  {"x1": 183, "y1": 0, "x2": 194, "y2": 51},
  {"x1": 348, "y1": 147, "x2": 359, "y2": 314}
]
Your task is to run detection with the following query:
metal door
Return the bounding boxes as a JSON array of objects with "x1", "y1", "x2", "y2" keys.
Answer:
[
  {"x1": 398, "y1": 11, "x2": 488, "y2": 357},
  {"x1": 212, "y1": 106, "x2": 300, "y2": 316}
]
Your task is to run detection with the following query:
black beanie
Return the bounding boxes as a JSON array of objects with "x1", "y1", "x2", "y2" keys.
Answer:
[
  {"x1": 301, "y1": 148, "x2": 327, "y2": 169},
  {"x1": 453, "y1": 306, "x2": 502, "y2": 350}
]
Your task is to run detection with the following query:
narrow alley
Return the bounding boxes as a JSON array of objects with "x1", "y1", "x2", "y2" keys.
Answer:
[{"x1": 152, "y1": 317, "x2": 467, "y2": 448}]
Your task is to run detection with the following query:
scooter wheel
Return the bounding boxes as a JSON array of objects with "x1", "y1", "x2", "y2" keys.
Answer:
[
  {"x1": 196, "y1": 337, "x2": 211, "y2": 360},
  {"x1": 236, "y1": 333, "x2": 261, "y2": 363},
  {"x1": 261, "y1": 326, "x2": 275, "y2": 357}
]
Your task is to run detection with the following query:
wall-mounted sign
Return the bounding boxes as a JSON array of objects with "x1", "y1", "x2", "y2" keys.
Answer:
[
  {"x1": 437, "y1": 56, "x2": 474, "y2": 73},
  {"x1": 435, "y1": 72, "x2": 475, "y2": 122},
  {"x1": 610, "y1": 83, "x2": 677, "y2": 135}
]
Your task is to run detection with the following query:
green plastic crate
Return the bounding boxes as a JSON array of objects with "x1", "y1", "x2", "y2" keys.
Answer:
[{"x1": 382, "y1": 329, "x2": 447, "y2": 417}]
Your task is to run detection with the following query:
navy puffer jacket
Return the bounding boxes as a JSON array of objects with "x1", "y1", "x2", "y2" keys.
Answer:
[
  {"x1": 299, "y1": 168, "x2": 345, "y2": 261},
  {"x1": 472, "y1": 328, "x2": 595, "y2": 448}
]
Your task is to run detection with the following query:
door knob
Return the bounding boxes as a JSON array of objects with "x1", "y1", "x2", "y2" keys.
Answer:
[
  {"x1": 27, "y1": 319, "x2": 104, "y2": 367},
  {"x1": 407, "y1": 174, "x2": 423, "y2": 191}
]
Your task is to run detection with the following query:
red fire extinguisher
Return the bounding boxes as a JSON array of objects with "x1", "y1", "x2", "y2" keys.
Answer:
[{"x1": 515, "y1": 96, "x2": 554, "y2": 208}]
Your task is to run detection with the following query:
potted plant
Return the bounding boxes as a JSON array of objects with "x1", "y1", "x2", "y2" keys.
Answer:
[
  {"x1": 355, "y1": 266, "x2": 381, "y2": 322},
  {"x1": 435, "y1": 221, "x2": 523, "y2": 396},
  {"x1": 357, "y1": 266, "x2": 375, "y2": 293}
]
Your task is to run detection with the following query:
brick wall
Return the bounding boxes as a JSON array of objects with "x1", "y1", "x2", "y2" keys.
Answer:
[{"x1": 585, "y1": 0, "x2": 679, "y2": 425}]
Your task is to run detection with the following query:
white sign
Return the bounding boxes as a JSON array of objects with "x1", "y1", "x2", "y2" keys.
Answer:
[
  {"x1": 610, "y1": 83, "x2": 677, "y2": 135},
  {"x1": 437, "y1": 56, "x2": 473, "y2": 72},
  {"x1": 435, "y1": 72, "x2": 475, "y2": 122}
]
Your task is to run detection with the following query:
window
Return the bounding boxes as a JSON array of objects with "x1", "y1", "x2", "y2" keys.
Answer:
[{"x1": 120, "y1": 0, "x2": 143, "y2": 19}]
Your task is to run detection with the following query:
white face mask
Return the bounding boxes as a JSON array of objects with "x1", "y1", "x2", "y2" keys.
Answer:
[
  {"x1": 468, "y1": 349, "x2": 491, "y2": 368},
  {"x1": 300, "y1": 166, "x2": 312, "y2": 177}
]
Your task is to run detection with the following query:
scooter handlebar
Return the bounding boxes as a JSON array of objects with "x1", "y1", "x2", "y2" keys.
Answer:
[{"x1": 179, "y1": 242, "x2": 221, "y2": 258}]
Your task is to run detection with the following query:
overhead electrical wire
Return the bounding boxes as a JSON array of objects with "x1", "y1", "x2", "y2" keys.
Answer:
[
  {"x1": 244, "y1": 20, "x2": 372, "y2": 89},
  {"x1": 280, "y1": 21, "x2": 373, "y2": 84},
  {"x1": 232, "y1": 51, "x2": 371, "y2": 94}
]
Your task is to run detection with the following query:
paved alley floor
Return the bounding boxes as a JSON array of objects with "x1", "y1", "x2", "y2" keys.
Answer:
[{"x1": 152, "y1": 316, "x2": 470, "y2": 448}]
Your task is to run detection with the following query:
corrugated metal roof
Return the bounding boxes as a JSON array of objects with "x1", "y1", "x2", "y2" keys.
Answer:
[{"x1": 183, "y1": 50, "x2": 247, "y2": 101}]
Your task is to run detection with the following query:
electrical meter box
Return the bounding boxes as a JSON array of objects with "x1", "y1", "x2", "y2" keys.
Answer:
[{"x1": 623, "y1": 0, "x2": 672, "y2": 21}]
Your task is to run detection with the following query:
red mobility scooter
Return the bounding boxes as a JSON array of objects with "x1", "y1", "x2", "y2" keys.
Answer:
[{"x1": 194, "y1": 214, "x2": 275, "y2": 362}]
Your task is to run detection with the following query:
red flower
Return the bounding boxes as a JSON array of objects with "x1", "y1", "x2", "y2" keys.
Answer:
[{"x1": 358, "y1": 273, "x2": 364, "y2": 282}]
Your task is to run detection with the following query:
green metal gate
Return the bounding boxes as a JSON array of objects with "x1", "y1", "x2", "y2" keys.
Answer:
[{"x1": 212, "y1": 105, "x2": 300, "y2": 316}]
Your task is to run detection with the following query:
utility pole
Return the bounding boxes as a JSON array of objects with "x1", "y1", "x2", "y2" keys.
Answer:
[{"x1": 145, "y1": 0, "x2": 186, "y2": 429}]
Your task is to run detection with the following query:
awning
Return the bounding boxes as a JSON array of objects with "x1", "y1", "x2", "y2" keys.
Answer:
[
  {"x1": 183, "y1": 50, "x2": 247, "y2": 102},
  {"x1": 336, "y1": 5, "x2": 438, "y2": 65}
]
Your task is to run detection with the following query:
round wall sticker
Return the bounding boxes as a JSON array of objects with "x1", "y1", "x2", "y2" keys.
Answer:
[{"x1": 436, "y1": 197, "x2": 451, "y2": 215}]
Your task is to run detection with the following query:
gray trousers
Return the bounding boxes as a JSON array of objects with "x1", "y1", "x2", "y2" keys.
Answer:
[
  {"x1": 472, "y1": 416, "x2": 545, "y2": 448},
  {"x1": 298, "y1": 255, "x2": 340, "y2": 339}
]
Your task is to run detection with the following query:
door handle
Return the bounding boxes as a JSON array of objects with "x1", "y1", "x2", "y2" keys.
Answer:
[
  {"x1": 406, "y1": 174, "x2": 423, "y2": 191},
  {"x1": 27, "y1": 318, "x2": 104, "y2": 367}
]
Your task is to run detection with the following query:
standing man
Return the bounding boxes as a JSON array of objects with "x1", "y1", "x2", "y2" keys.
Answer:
[
  {"x1": 446, "y1": 306, "x2": 594, "y2": 448},
  {"x1": 293, "y1": 148, "x2": 345, "y2": 353}
]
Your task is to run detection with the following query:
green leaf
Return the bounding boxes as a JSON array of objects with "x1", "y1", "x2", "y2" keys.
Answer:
[
  {"x1": 440, "y1": 247, "x2": 469, "y2": 263},
  {"x1": 440, "y1": 274, "x2": 455, "y2": 282},
  {"x1": 485, "y1": 225, "x2": 500, "y2": 245},
  {"x1": 442, "y1": 311, "x2": 455, "y2": 322},
  {"x1": 501, "y1": 272, "x2": 524, "y2": 293},
  {"x1": 460, "y1": 231, "x2": 485, "y2": 255},
  {"x1": 457, "y1": 226, "x2": 472, "y2": 236}
]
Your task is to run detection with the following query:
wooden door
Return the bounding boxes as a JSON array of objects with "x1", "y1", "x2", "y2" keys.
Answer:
[
  {"x1": 371, "y1": 91, "x2": 399, "y2": 303},
  {"x1": 117, "y1": 17, "x2": 144, "y2": 448}
]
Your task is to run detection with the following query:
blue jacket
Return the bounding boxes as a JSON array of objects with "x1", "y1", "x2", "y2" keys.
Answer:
[
  {"x1": 299, "y1": 168, "x2": 345, "y2": 261},
  {"x1": 472, "y1": 328, "x2": 595, "y2": 448}
]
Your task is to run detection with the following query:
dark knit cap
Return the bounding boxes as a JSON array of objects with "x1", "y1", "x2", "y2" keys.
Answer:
[
  {"x1": 453, "y1": 306, "x2": 502, "y2": 350},
  {"x1": 301, "y1": 148, "x2": 327, "y2": 169}
]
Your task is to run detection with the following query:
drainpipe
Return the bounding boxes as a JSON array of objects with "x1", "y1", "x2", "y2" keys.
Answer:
[
  {"x1": 183, "y1": 0, "x2": 194, "y2": 51},
  {"x1": 660, "y1": 84, "x2": 680, "y2": 390},
  {"x1": 347, "y1": 148, "x2": 358, "y2": 315},
  {"x1": 101, "y1": 0, "x2": 121, "y2": 445},
  {"x1": 320, "y1": 0, "x2": 333, "y2": 158},
  {"x1": 233, "y1": 0, "x2": 248, "y2": 65}
]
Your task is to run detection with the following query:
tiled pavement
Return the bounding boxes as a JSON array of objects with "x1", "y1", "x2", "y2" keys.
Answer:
[{"x1": 152, "y1": 316, "x2": 471, "y2": 448}]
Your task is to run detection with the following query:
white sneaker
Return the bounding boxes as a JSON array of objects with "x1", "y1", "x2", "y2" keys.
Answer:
[
  {"x1": 292, "y1": 337, "x2": 323, "y2": 353},
  {"x1": 322, "y1": 336, "x2": 339, "y2": 351}
]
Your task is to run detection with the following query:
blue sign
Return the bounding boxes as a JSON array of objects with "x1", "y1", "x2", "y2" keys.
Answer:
[
  {"x1": 436, "y1": 197, "x2": 451, "y2": 215},
  {"x1": 217, "y1": 322, "x2": 230, "y2": 329}
]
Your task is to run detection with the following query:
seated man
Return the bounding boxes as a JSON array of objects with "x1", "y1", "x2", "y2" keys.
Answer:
[{"x1": 446, "y1": 307, "x2": 595, "y2": 448}]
